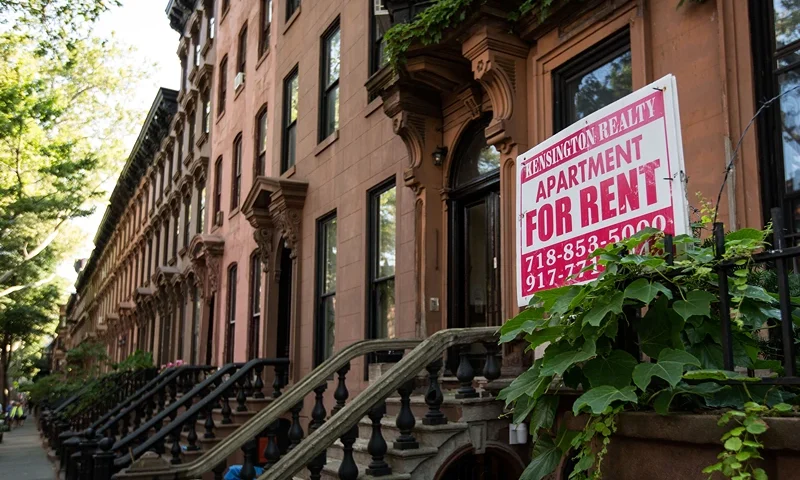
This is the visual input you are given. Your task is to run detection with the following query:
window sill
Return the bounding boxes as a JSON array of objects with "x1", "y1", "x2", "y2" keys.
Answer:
[
  {"x1": 179, "y1": 246, "x2": 188, "y2": 257},
  {"x1": 256, "y1": 49, "x2": 271, "y2": 71},
  {"x1": 228, "y1": 207, "x2": 240, "y2": 219},
  {"x1": 365, "y1": 96, "x2": 384, "y2": 118},
  {"x1": 196, "y1": 132, "x2": 208, "y2": 149},
  {"x1": 201, "y1": 38, "x2": 214, "y2": 57},
  {"x1": 173, "y1": 170, "x2": 182, "y2": 183},
  {"x1": 283, "y1": 6, "x2": 301, "y2": 35},
  {"x1": 234, "y1": 83, "x2": 245, "y2": 101},
  {"x1": 168, "y1": 257, "x2": 177, "y2": 267},
  {"x1": 314, "y1": 130, "x2": 339, "y2": 157},
  {"x1": 281, "y1": 165, "x2": 296, "y2": 178},
  {"x1": 216, "y1": 110, "x2": 226, "y2": 124},
  {"x1": 220, "y1": 6, "x2": 230, "y2": 24}
]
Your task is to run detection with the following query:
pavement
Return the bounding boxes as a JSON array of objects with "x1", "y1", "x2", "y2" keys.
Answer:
[{"x1": 0, "y1": 419, "x2": 55, "y2": 480}]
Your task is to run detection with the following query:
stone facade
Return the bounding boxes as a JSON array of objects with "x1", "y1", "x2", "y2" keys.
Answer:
[{"x1": 62, "y1": 0, "x2": 796, "y2": 394}]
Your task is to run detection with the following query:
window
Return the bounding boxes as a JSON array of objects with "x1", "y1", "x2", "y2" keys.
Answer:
[
  {"x1": 751, "y1": 0, "x2": 800, "y2": 236},
  {"x1": 552, "y1": 29, "x2": 631, "y2": 131},
  {"x1": 188, "y1": 110, "x2": 196, "y2": 149},
  {"x1": 370, "y1": 2, "x2": 390, "y2": 75},
  {"x1": 282, "y1": 68, "x2": 299, "y2": 172},
  {"x1": 315, "y1": 213, "x2": 336, "y2": 365},
  {"x1": 195, "y1": 40, "x2": 202, "y2": 67},
  {"x1": 158, "y1": 163, "x2": 165, "y2": 199},
  {"x1": 218, "y1": 56, "x2": 227, "y2": 115},
  {"x1": 259, "y1": 0, "x2": 272, "y2": 56},
  {"x1": 177, "y1": 135, "x2": 184, "y2": 166},
  {"x1": 367, "y1": 180, "x2": 396, "y2": 339},
  {"x1": 197, "y1": 182, "x2": 206, "y2": 234},
  {"x1": 191, "y1": 284, "x2": 200, "y2": 364},
  {"x1": 214, "y1": 156, "x2": 223, "y2": 219},
  {"x1": 320, "y1": 23, "x2": 340, "y2": 140},
  {"x1": 255, "y1": 107, "x2": 268, "y2": 177},
  {"x1": 225, "y1": 264, "x2": 237, "y2": 363},
  {"x1": 286, "y1": 0, "x2": 300, "y2": 20},
  {"x1": 232, "y1": 133, "x2": 243, "y2": 209},
  {"x1": 222, "y1": 0, "x2": 229, "y2": 14},
  {"x1": 202, "y1": 91, "x2": 211, "y2": 134},
  {"x1": 172, "y1": 211, "x2": 179, "y2": 259},
  {"x1": 184, "y1": 195, "x2": 192, "y2": 248},
  {"x1": 248, "y1": 252, "x2": 262, "y2": 359},
  {"x1": 153, "y1": 230, "x2": 160, "y2": 273},
  {"x1": 178, "y1": 290, "x2": 186, "y2": 360},
  {"x1": 167, "y1": 150, "x2": 174, "y2": 186},
  {"x1": 162, "y1": 220, "x2": 169, "y2": 265},
  {"x1": 237, "y1": 25, "x2": 248, "y2": 75},
  {"x1": 181, "y1": 55, "x2": 188, "y2": 90},
  {"x1": 208, "y1": 5, "x2": 215, "y2": 40}
]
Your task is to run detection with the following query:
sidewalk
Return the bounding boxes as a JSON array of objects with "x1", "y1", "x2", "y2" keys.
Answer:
[{"x1": 0, "y1": 419, "x2": 55, "y2": 480}]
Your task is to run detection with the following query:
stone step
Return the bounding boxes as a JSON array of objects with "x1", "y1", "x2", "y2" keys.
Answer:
[
  {"x1": 384, "y1": 392, "x2": 496, "y2": 423},
  {"x1": 327, "y1": 438, "x2": 437, "y2": 474},
  {"x1": 357, "y1": 415, "x2": 468, "y2": 448},
  {"x1": 291, "y1": 460, "x2": 412, "y2": 480}
]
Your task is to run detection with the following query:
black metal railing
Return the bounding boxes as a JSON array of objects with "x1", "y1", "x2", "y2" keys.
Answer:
[
  {"x1": 714, "y1": 207, "x2": 799, "y2": 383},
  {"x1": 60, "y1": 365, "x2": 213, "y2": 480},
  {"x1": 87, "y1": 358, "x2": 289, "y2": 480}
]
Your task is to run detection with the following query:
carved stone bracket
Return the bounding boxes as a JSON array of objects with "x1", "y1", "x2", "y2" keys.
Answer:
[
  {"x1": 188, "y1": 234, "x2": 224, "y2": 302},
  {"x1": 462, "y1": 24, "x2": 529, "y2": 150}
]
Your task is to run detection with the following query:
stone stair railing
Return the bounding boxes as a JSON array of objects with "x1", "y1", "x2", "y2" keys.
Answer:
[
  {"x1": 112, "y1": 337, "x2": 424, "y2": 479},
  {"x1": 262, "y1": 327, "x2": 498, "y2": 480}
]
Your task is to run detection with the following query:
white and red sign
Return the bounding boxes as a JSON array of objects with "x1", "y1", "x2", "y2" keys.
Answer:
[{"x1": 516, "y1": 75, "x2": 689, "y2": 306}]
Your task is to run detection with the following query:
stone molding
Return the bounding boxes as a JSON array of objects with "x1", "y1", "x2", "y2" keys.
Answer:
[{"x1": 188, "y1": 234, "x2": 224, "y2": 301}]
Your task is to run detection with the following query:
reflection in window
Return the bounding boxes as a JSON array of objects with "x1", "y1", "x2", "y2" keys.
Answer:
[
  {"x1": 256, "y1": 108, "x2": 268, "y2": 177},
  {"x1": 320, "y1": 23, "x2": 340, "y2": 140},
  {"x1": 371, "y1": 4, "x2": 390, "y2": 75},
  {"x1": 453, "y1": 119, "x2": 501, "y2": 188},
  {"x1": 282, "y1": 68, "x2": 299, "y2": 171},
  {"x1": 248, "y1": 252, "x2": 261, "y2": 359},
  {"x1": 315, "y1": 214, "x2": 336, "y2": 365},
  {"x1": 774, "y1": 0, "x2": 800, "y2": 49},
  {"x1": 369, "y1": 182, "x2": 396, "y2": 339},
  {"x1": 553, "y1": 29, "x2": 632, "y2": 130}
]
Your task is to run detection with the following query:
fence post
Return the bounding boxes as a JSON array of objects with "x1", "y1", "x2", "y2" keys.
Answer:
[{"x1": 714, "y1": 222, "x2": 735, "y2": 371}]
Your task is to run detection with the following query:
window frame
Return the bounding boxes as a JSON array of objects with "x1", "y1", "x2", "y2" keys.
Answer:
[
  {"x1": 232, "y1": 133, "x2": 243, "y2": 210},
  {"x1": 172, "y1": 210, "x2": 179, "y2": 260},
  {"x1": 202, "y1": 90, "x2": 211, "y2": 135},
  {"x1": 197, "y1": 181, "x2": 206, "y2": 234},
  {"x1": 286, "y1": 0, "x2": 300, "y2": 21},
  {"x1": 162, "y1": 220, "x2": 170, "y2": 265},
  {"x1": 281, "y1": 67, "x2": 299, "y2": 173},
  {"x1": 255, "y1": 106, "x2": 268, "y2": 177},
  {"x1": 218, "y1": 56, "x2": 228, "y2": 115},
  {"x1": 183, "y1": 194, "x2": 192, "y2": 249},
  {"x1": 314, "y1": 211, "x2": 337, "y2": 366},
  {"x1": 214, "y1": 156, "x2": 223, "y2": 220},
  {"x1": 259, "y1": 0, "x2": 272, "y2": 56},
  {"x1": 369, "y1": 1, "x2": 389, "y2": 76},
  {"x1": 319, "y1": 20, "x2": 341, "y2": 141},
  {"x1": 248, "y1": 251, "x2": 262, "y2": 359},
  {"x1": 551, "y1": 28, "x2": 631, "y2": 132},
  {"x1": 225, "y1": 263, "x2": 237, "y2": 364},
  {"x1": 237, "y1": 24, "x2": 248, "y2": 75},
  {"x1": 188, "y1": 109, "x2": 196, "y2": 150},
  {"x1": 366, "y1": 177, "x2": 397, "y2": 343}
]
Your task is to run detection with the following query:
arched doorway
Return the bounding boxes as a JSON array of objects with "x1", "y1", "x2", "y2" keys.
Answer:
[
  {"x1": 436, "y1": 445, "x2": 525, "y2": 480},
  {"x1": 448, "y1": 117, "x2": 502, "y2": 331}
]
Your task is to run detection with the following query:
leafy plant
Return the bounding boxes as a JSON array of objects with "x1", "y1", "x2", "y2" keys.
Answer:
[
  {"x1": 111, "y1": 350, "x2": 154, "y2": 372},
  {"x1": 498, "y1": 226, "x2": 799, "y2": 479},
  {"x1": 703, "y1": 402, "x2": 795, "y2": 479}
]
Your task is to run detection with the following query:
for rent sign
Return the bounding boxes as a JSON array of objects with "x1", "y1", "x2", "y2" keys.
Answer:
[{"x1": 516, "y1": 74, "x2": 689, "y2": 306}]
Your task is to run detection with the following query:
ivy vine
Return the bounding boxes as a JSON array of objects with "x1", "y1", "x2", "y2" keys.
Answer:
[
  {"x1": 498, "y1": 225, "x2": 800, "y2": 480},
  {"x1": 383, "y1": 0, "x2": 709, "y2": 71}
]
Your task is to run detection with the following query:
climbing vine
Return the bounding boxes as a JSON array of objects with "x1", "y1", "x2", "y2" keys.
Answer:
[
  {"x1": 384, "y1": 0, "x2": 709, "y2": 70},
  {"x1": 498, "y1": 223, "x2": 799, "y2": 480}
]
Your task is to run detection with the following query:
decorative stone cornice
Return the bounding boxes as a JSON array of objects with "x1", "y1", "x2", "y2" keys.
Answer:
[
  {"x1": 195, "y1": 64, "x2": 213, "y2": 91},
  {"x1": 242, "y1": 176, "x2": 309, "y2": 262},
  {"x1": 181, "y1": 88, "x2": 198, "y2": 112},
  {"x1": 190, "y1": 155, "x2": 209, "y2": 182}
]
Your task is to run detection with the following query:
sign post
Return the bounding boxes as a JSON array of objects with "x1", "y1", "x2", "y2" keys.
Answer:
[{"x1": 516, "y1": 74, "x2": 688, "y2": 306}]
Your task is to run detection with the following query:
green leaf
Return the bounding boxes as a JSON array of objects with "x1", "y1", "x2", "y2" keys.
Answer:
[
  {"x1": 520, "y1": 433, "x2": 562, "y2": 480},
  {"x1": 624, "y1": 278, "x2": 673, "y2": 304},
  {"x1": 673, "y1": 290, "x2": 716, "y2": 321},
  {"x1": 511, "y1": 395, "x2": 536, "y2": 426},
  {"x1": 532, "y1": 285, "x2": 581, "y2": 311},
  {"x1": 500, "y1": 307, "x2": 546, "y2": 343},
  {"x1": 582, "y1": 292, "x2": 624, "y2": 327},
  {"x1": 523, "y1": 326, "x2": 565, "y2": 352},
  {"x1": 724, "y1": 437, "x2": 743, "y2": 451},
  {"x1": 682, "y1": 370, "x2": 760, "y2": 382},
  {"x1": 497, "y1": 360, "x2": 551, "y2": 405},
  {"x1": 637, "y1": 296, "x2": 685, "y2": 358},
  {"x1": 742, "y1": 285, "x2": 778, "y2": 305},
  {"x1": 527, "y1": 395, "x2": 559, "y2": 440},
  {"x1": 632, "y1": 348, "x2": 701, "y2": 391},
  {"x1": 745, "y1": 419, "x2": 768, "y2": 435},
  {"x1": 572, "y1": 385, "x2": 638, "y2": 415},
  {"x1": 540, "y1": 339, "x2": 596, "y2": 377},
  {"x1": 725, "y1": 228, "x2": 764, "y2": 243},
  {"x1": 582, "y1": 350, "x2": 637, "y2": 389},
  {"x1": 773, "y1": 403, "x2": 793, "y2": 413},
  {"x1": 620, "y1": 254, "x2": 666, "y2": 268},
  {"x1": 574, "y1": 452, "x2": 595, "y2": 472},
  {"x1": 753, "y1": 468, "x2": 768, "y2": 480}
]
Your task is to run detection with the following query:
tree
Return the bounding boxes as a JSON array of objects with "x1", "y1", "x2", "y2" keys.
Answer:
[{"x1": 0, "y1": 0, "x2": 153, "y2": 403}]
